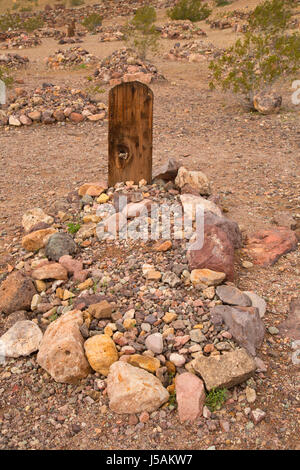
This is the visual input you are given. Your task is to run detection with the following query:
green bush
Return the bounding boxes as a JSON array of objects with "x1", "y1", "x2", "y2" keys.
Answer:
[
  {"x1": 209, "y1": 0, "x2": 300, "y2": 103},
  {"x1": 70, "y1": 0, "x2": 85, "y2": 6},
  {"x1": 124, "y1": 6, "x2": 160, "y2": 60},
  {"x1": 0, "y1": 66, "x2": 13, "y2": 88},
  {"x1": 167, "y1": 0, "x2": 212, "y2": 22},
  {"x1": 23, "y1": 15, "x2": 44, "y2": 32},
  {"x1": 0, "y1": 13, "x2": 22, "y2": 32},
  {"x1": 82, "y1": 13, "x2": 102, "y2": 32},
  {"x1": 248, "y1": 0, "x2": 294, "y2": 33},
  {"x1": 205, "y1": 388, "x2": 228, "y2": 411}
]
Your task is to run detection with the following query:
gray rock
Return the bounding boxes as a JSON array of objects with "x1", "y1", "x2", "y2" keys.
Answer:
[
  {"x1": 192, "y1": 348, "x2": 256, "y2": 391},
  {"x1": 210, "y1": 305, "x2": 265, "y2": 356},
  {"x1": 216, "y1": 285, "x2": 252, "y2": 307},
  {"x1": 162, "y1": 271, "x2": 181, "y2": 288},
  {"x1": 45, "y1": 232, "x2": 77, "y2": 261},
  {"x1": 189, "y1": 329, "x2": 206, "y2": 343},
  {"x1": 243, "y1": 291, "x2": 267, "y2": 318},
  {"x1": 152, "y1": 158, "x2": 180, "y2": 182}
]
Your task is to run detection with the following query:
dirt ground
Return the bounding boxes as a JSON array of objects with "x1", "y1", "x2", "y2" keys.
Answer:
[{"x1": 0, "y1": 0, "x2": 299, "y2": 451}]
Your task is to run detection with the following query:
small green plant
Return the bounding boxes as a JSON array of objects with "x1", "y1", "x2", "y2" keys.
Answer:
[
  {"x1": 0, "y1": 12, "x2": 22, "y2": 32},
  {"x1": 70, "y1": 0, "x2": 85, "y2": 6},
  {"x1": 0, "y1": 66, "x2": 13, "y2": 87},
  {"x1": 67, "y1": 222, "x2": 81, "y2": 234},
  {"x1": 81, "y1": 13, "x2": 102, "y2": 33},
  {"x1": 167, "y1": 0, "x2": 212, "y2": 22},
  {"x1": 215, "y1": 0, "x2": 231, "y2": 6},
  {"x1": 168, "y1": 390, "x2": 177, "y2": 409},
  {"x1": 205, "y1": 388, "x2": 228, "y2": 411},
  {"x1": 49, "y1": 313, "x2": 58, "y2": 322},
  {"x1": 23, "y1": 15, "x2": 44, "y2": 32},
  {"x1": 124, "y1": 5, "x2": 159, "y2": 60}
]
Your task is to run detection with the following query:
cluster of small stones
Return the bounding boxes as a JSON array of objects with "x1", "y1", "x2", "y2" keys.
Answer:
[
  {"x1": 96, "y1": 25, "x2": 125, "y2": 43},
  {"x1": 0, "y1": 166, "x2": 269, "y2": 422},
  {"x1": 0, "y1": 53, "x2": 29, "y2": 69},
  {"x1": 46, "y1": 47, "x2": 97, "y2": 69},
  {"x1": 164, "y1": 40, "x2": 223, "y2": 63},
  {"x1": 159, "y1": 21, "x2": 207, "y2": 40},
  {"x1": 0, "y1": 32, "x2": 41, "y2": 50},
  {"x1": 0, "y1": 84, "x2": 107, "y2": 127},
  {"x1": 93, "y1": 48, "x2": 166, "y2": 86},
  {"x1": 207, "y1": 11, "x2": 250, "y2": 32}
]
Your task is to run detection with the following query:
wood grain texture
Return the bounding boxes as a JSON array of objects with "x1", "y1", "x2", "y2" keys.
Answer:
[{"x1": 108, "y1": 81, "x2": 153, "y2": 186}]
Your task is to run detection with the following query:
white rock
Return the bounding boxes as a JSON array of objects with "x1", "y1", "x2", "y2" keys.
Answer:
[
  {"x1": 145, "y1": 333, "x2": 164, "y2": 354},
  {"x1": 107, "y1": 361, "x2": 169, "y2": 414},
  {"x1": 0, "y1": 321, "x2": 43, "y2": 358},
  {"x1": 243, "y1": 291, "x2": 267, "y2": 318},
  {"x1": 175, "y1": 167, "x2": 211, "y2": 195},
  {"x1": 22, "y1": 208, "x2": 54, "y2": 232},
  {"x1": 180, "y1": 194, "x2": 222, "y2": 220},
  {"x1": 169, "y1": 353, "x2": 186, "y2": 367}
]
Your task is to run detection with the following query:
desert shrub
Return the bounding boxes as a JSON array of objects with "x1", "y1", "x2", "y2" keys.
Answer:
[
  {"x1": 70, "y1": 0, "x2": 85, "y2": 6},
  {"x1": 248, "y1": 0, "x2": 294, "y2": 33},
  {"x1": 82, "y1": 13, "x2": 102, "y2": 32},
  {"x1": 0, "y1": 66, "x2": 13, "y2": 88},
  {"x1": 209, "y1": 0, "x2": 300, "y2": 103},
  {"x1": 124, "y1": 6, "x2": 160, "y2": 60},
  {"x1": 0, "y1": 12, "x2": 22, "y2": 32},
  {"x1": 167, "y1": 0, "x2": 211, "y2": 22},
  {"x1": 23, "y1": 15, "x2": 44, "y2": 32}
]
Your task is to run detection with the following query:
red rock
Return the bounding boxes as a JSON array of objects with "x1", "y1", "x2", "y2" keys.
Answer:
[
  {"x1": 31, "y1": 262, "x2": 68, "y2": 281},
  {"x1": 175, "y1": 372, "x2": 205, "y2": 422},
  {"x1": 69, "y1": 112, "x2": 84, "y2": 123},
  {"x1": 0, "y1": 272, "x2": 36, "y2": 314},
  {"x1": 59, "y1": 255, "x2": 82, "y2": 274},
  {"x1": 187, "y1": 225, "x2": 235, "y2": 281},
  {"x1": 245, "y1": 227, "x2": 297, "y2": 266}
]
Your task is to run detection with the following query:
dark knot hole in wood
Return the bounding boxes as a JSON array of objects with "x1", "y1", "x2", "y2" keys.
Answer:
[{"x1": 116, "y1": 144, "x2": 131, "y2": 169}]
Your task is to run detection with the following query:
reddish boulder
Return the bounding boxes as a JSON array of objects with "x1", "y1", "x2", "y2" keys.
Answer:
[
  {"x1": 245, "y1": 227, "x2": 297, "y2": 266},
  {"x1": 187, "y1": 225, "x2": 235, "y2": 281},
  {"x1": 0, "y1": 272, "x2": 36, "y2": 314},
  {"x1": 175, "y1": 372, "x2": 205, "y2": 423}
]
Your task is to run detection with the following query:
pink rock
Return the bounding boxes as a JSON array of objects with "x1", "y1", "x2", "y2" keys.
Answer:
[
  {"x1": 122, "y1": 199, "x2": 152, "y2": 219},
  {"x1": 139, "y1": 411, "x2": 150, "y2": 423},
  {"x1": 245, "y1": 227, "x2": 297, "y2": 266},
  {"x1": 59, "y1": 255, "x2": 83, "y2": 274},
  {"x1": 175, "y1": 372, "x2": 205, "y2": 423},
  {"x1": 187, "y1": 225, "x2": 235, "y2": 281},
  {"x1": 31, "y1": 262, "x2": 68, "y2": 281},
  {"x1": 73, "y1": 270, "x2": 88, "y2": 283}
]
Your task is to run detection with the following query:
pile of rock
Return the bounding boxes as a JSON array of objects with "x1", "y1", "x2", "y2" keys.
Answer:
[
  {"x1": 96, "y1": 25, "x2": 125, "y2": 42},
  {"x1": 0, "y1": 164, "x2": 285, "y2": 420},
  {"x1": 164, "y1": 40, "x2": 223, "y2": 62},
  {"x1": 159, "y1": 21, "x2": 207, "y2": 40},
  {"x1": 0, "y1": 32, "x2": 41, "y2": 50},
  {"x1": 0, "y1": 53, "x2": 29, "y2": 69},
  {"x1": 0, "y1": 84, "x2": 107, "y2": 127},
  {"x1": 208, "y1": 10, "x2": 250, "y2": 32},
  {"x1": 93, "y1": 48, "x2": 166, "y2": 86},
  {"x1": 46, "y1": 47, "x2": 97, "y2": 69}
]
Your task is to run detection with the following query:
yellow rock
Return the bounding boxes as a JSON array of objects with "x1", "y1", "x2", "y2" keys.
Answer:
[
  {"x1": 193, "y1": 324, "x2": 203, "y2": 329},
  {"x1": 63, "y1": 289, "x2": 75, "y2": 301},
  {"x1": 84, "y1": 335, "x2": 118, "y2": 376},
  {"x1": 127, "y1": 354, "x2": 160, "y2": 373},
  {"x1": 83, "y1": 214, "x2": 102, "y2": 224},
  {"x1": 104, "y1": 325, "x2": 113, "y2": 337},
  {"x1": 77, "y1": 278, "x2": 93, "y2": 290},
  {"x1": 165, "y1": 361, "x2": 176, "y2": 375},
  {"x1": 21, "y1": 228, "x2": 56, "y2": 252},
  {"x1": 123, "y1": 318, "x2": 136, "y2": 330},
  {"x1": 190, "y1": 269, "x2": 226, "y2": 287},
  {"x1": 35, "y1": 280, "x2": 46, "y2": 293},
  {"x1": 96, "y1": 194, "x2": 109, "y2": 204},
  {"x1": 162, "y1": 312, "x2": 177, "y2": 324},
  {"x1": 56, "y1": 287, "x2": 64, "y2": 300}
]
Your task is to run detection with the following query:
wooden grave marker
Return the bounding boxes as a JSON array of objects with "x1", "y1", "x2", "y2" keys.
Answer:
[{"x1": 108, "y1": 81, "x2": 153, "y2": 186}]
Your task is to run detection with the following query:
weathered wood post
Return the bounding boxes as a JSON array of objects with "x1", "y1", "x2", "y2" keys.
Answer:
[{"x1": 108, "y1": 81, "x2": 153, "y2": 187}]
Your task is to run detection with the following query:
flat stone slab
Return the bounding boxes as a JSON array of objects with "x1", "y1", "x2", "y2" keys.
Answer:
[{"x1": 192, "y1": 348, "x2": 256, "y2": 391}]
